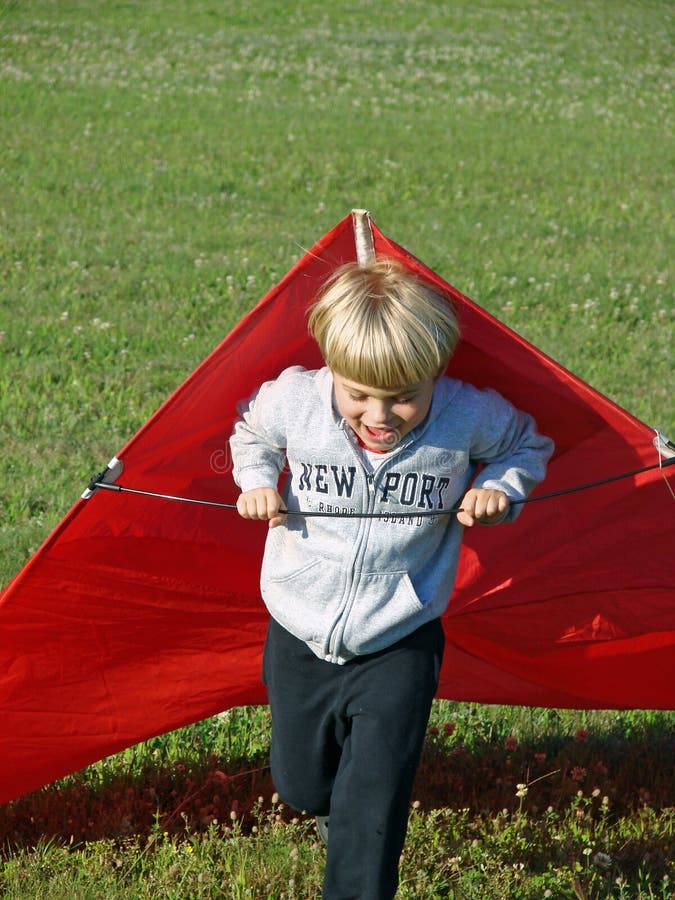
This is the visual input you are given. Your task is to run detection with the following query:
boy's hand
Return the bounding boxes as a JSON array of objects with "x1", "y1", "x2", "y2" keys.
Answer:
[
  {"x1": 236, "y1": 488, "x2": 286, "y2": 529},
  {"x1": 457, "y1": 488, "x2": 509, "y2": 527}
]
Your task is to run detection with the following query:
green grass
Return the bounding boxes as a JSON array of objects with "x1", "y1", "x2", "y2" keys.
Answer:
[
  {"x1": 1, "y1": 704, "x2": 673, "y2": 898},
  {"x1": 0, "y1": 0, "x2": 673, "y2": 895},
  {"x1": 1, "y1": 0, "x2": 673, "y2": 573}
]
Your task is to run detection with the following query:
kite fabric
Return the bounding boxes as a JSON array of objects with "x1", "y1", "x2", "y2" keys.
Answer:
[{"x1": 1, "y1": 210, "x2": 673, "y2": 806}]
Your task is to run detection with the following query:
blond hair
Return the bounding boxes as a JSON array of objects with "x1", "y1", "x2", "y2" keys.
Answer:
[{"x1": 307, "y1": 258, "x2": 460, "y2": 388}]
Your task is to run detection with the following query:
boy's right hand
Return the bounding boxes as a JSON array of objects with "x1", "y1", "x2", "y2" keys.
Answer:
[{"x1": 236, "y1": 488, "x2": 286, "y2": 529}]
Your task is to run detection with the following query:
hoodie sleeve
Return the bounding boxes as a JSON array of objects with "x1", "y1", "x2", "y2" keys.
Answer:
[
  {"x1": 229, "y1": 374, "x2": 292, "y2": 492},
  {"x1": 470, "y1": 387, "x2": 554, "y2": 521}
]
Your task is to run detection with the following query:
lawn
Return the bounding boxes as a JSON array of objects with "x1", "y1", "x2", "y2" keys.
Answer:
[{"x1": 0, "y1": 1, "x2": 673, "y2": 896}]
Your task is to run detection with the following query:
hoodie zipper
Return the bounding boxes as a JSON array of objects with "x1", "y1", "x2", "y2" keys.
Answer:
[
  {"x1": 324, "y1": 425, "x2": 411, "y2": 660},
  {"x1": 326, "y1": 455, "x2": 375, "y2": 660}
]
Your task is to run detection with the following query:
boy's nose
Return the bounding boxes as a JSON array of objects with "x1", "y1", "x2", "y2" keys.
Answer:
[{"x1": 369, "y1": 399, "x2": 393, "y2": 423}]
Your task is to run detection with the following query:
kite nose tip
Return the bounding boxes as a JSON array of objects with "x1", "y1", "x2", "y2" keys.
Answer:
[{"x1": 352, "y1": 208, "x2": 376, "y2": 267}]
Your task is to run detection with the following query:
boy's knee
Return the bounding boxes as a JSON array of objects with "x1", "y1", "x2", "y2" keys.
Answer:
[
  {"x1": 274, "y1": 780, "x2": 331, "y2": 817},
  {"x1": 271, "y1": 762, "x2": 333, "y2": 816}
]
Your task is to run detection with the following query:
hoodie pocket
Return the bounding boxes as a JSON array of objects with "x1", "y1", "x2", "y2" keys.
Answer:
[
  {"x1": 260, "y1": 544, "x2": 345, "y2": 646},
  {"x1": 341, "y1": 570, "x2": 426, "y2": 653}
]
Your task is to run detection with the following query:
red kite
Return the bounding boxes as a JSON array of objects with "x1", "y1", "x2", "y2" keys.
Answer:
[{"x1": 1, "y1": 211, "x2": 673, "y2": 805}]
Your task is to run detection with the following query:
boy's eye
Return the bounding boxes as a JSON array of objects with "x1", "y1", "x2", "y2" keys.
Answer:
[{"x1": 347, "y1": 393, "x2": 414, "y2": 403}]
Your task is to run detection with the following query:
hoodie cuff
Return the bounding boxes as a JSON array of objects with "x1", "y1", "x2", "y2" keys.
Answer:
[{"x1": 236, "y1": 465, "x2": 281, "y2": 493}]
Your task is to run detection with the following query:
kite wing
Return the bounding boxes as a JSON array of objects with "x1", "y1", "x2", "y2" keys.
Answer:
[{"x1": 1, "y1": 211, "x2": 673, "y2": 805}]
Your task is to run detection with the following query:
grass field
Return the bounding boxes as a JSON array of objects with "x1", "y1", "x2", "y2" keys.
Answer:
[{"x1": 1, "y1": 1, "x2": 673, "y2": 896}]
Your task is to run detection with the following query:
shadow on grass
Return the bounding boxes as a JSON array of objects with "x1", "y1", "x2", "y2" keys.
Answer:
[{"x1": 1, "y1": 720, "x2": 672, "y2": 855}]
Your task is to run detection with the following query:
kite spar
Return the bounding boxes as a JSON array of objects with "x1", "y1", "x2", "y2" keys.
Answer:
[{"x1": 1, "y1": 210, "x2": 673, "y2": 806}]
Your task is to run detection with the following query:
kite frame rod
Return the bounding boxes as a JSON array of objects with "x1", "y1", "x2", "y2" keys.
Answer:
[{"x1": 88, "y1": 456, "x2": 675, "y2": 519}]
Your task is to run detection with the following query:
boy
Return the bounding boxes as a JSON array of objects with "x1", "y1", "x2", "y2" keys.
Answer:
[{"x1": 230, "y1": 258, "x2": 553, "y2": 898}]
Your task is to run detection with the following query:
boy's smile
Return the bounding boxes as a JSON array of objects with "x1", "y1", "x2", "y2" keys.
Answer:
[{"x1": 332, "y1": 373, "x2": 436, "y2": 451}]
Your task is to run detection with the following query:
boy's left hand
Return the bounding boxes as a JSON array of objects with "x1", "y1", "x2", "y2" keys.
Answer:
[{"x1": 457, "y1": 488, "x2": 509, "y2": 527}]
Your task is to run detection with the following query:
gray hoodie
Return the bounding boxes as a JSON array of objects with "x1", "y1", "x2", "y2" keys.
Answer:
[{"x1": 230, "y1": 366, "x2": 553, "y2": 664}]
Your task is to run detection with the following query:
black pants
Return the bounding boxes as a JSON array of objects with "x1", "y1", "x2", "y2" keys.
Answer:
[{"x1": 262, "y1": 616, "x2": 445, "y2": 900}]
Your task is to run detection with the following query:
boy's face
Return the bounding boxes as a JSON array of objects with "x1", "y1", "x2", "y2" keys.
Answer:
[{"x1": 333, "y1": 373, "x2": 436, "y2": 451}]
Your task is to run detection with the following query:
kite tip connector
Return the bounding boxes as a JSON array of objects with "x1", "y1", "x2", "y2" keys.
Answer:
[
  {"x1": 653, "y1": 430, "x2": 675, "y2": 460},
  {"x1": 82, "y1": 456, "x2": 124, "y2": 500}
]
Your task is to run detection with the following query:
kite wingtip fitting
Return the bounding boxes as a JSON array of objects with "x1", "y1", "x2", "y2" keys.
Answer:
[
  {"x1": 653, "y1": 430, "x2": 675, "y2": 459},
  {"x1": 81, "y1": 456, "x2": 124, "y2": 500}
]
